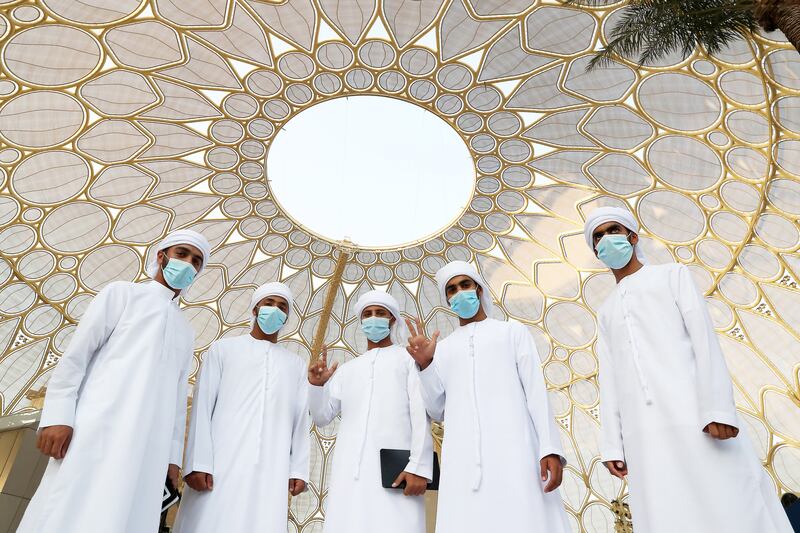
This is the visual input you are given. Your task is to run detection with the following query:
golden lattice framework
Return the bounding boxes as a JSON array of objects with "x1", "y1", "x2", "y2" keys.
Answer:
[{"x1": 0, "y1": 0, "x2": 799, "y2": 531}]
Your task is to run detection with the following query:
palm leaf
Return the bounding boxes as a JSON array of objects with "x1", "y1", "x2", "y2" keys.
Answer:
[{"x1": 570, "y1": 0, "x2": 758, "y2": 69}]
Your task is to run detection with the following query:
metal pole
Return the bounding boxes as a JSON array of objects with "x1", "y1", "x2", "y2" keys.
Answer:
[{"x1": 310, "y1": 242, "x2": 351, "y2": 362}]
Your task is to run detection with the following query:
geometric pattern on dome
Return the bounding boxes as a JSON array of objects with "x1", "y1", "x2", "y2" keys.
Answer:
[{"x1": 0, "y1": 1, "x2": 799, "y2": 531}]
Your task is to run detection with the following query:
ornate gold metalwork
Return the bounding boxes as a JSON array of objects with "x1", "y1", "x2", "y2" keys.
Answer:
[
  {"x1": 611, "y1": 499, "x2": 633, "y2": 533},
  {"x1": 0, "y1": 1, "x2": 797, "y2": 531}
]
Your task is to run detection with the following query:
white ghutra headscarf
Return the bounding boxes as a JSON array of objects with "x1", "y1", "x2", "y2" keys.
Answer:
[
  {"x1": 353, "y1": 290, "x2": 409, "y2": 345},
  {"x1": 249, "y1": 282, "x2": 294, "y2": 328},
  {"x1": 583, "y1": 206, "x2": 647, "y2": 263},
  {"x1": 434, "y1": 260, "x2": 495, "y2": 315},
  {"x1": 145, "y1": 230, "x2": 212, "y2": 294}
]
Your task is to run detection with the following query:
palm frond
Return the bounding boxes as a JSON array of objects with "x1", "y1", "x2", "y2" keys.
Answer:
[{"x1": 569, "y1": 0, "x2": 759, "y2": 69}]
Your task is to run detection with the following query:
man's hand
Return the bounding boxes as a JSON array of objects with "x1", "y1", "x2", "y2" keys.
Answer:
[
  {"x1": 604, "y1": 460, "x2": 628, "y2": 480},
  {"x1": 185, "y1": 471, "x2": 214, "y2": 492},
  {"x1": 289, "y1": 478, "x2": 306, "y2": 496},
  {"x1": 405, "y1": 318, "x2": 439, "y2": 371},
  {"x1": 392, "y1": 471, "x2": 428, "y2": 496},
  {"x1": 37, "y1": 425, "x2": 73, "y2": 459},
  {"x1": 704, "y1": 422, "x2": 739, "y2": 440},
  {"x1": 167, "y1": 464, "x2": 181, "y2": 488},
  {"x1": 308, "y1": 345, "x2": 338, "y2": 386},
  {"x1": 540, "y1": 454, "x2": 563, "y2": 493}
]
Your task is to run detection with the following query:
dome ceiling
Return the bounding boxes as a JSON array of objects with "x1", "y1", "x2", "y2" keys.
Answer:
[{"x1": 0, "y1": 1, "x2": 799, "y2": 530}]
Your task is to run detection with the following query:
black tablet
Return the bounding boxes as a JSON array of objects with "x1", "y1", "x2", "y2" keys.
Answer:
[{"x1": 379, "y1": 449, "x2": 440, "y2": 490}]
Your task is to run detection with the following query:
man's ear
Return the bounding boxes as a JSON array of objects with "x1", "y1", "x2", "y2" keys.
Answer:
[
  {"x1": 629, "y1": 232, "x2": 639, "y2": 246},
  {"x1": 476, "y1": 285, "x2": 482, "y2": 297}
]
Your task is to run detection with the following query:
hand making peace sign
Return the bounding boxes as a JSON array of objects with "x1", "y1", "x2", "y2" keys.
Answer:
[
  {"x1": 308, "y1": 345, "x2": 339, "y2": 386},
  {"x1": 405, "y1": 317, "x2": 440, "y2": 371}
]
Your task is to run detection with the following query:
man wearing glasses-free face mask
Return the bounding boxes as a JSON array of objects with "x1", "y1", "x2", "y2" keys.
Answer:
[
  {"x1": 405, "y1": 260, "x2": 571, "y2": 533},
  {"x1": 308, "y1": 290, "x2": 433, "y2": 533},
  {"x1": 19, "y1": 229, "x2": 211, "y2": 533},
  {"x1": 585, "y1": 206, "x2": 792, "y2": 533},
  {"x1": 174, "y1": 282, "x2": 310, "y2": 533}
]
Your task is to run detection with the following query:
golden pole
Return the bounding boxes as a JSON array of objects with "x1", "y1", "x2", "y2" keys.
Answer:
[{"x1": 310, "y1": 242, "x2": 352, "y2": 363}]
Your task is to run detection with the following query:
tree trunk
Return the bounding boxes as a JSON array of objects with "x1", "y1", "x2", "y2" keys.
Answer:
[{"x1": 755, "y1": 0, "x2": 800, "y2": 52}]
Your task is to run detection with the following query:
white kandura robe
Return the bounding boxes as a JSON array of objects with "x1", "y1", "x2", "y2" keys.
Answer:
[
  {"x1": 597, "y1": 263, "x2": 793, "y2": 533},
  {"x1": 418, "y1": 318, "x2": 571, "y2": 533},
  {"x1": 173, "y1": 334, "x2": 310, "y2": 533},
  {"x1": 18, "y1": 281, "x2": 194, "y2": 533},
  {"x1": 309, "y1": 345, "x2": 433, "y2": 533}
]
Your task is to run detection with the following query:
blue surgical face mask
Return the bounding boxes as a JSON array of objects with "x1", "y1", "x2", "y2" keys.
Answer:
[
  {"x1": 257, "y1": 306, "x2": 287, "y2": 335},
  {"x1": 596, "y1": 234, "x2": 634, "y2": 270},
  {"x1": 361, "y1": 317, "x2": 391, "y2": 343},
  {"x1": 449, "y1": 289, "x2": 480, "y2": 319},
  {"x1": 162, "y1": 257, "x2": 197, "y2": 290}
]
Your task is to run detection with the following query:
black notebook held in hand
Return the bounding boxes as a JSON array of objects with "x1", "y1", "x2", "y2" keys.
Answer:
[{"x1": 380, "y1": 449, "x2": 440, "y2": 490}]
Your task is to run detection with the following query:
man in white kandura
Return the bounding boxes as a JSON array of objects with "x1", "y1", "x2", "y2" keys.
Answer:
[
  {"x1": 308, "y1": 290, "x2": 433, "y2": 533},
  {"x1": 585, "y1": 206, "x2": 793, "y2": 533},
  {"x1": 405, "y1": 260, "x2": 570, "y2": 533},
  {"x1": 174, "y1": 282, "x2": 310, "y2": 533},
  {"x1": 18, "y1": 230, "x2": 211, "y2": 533}
]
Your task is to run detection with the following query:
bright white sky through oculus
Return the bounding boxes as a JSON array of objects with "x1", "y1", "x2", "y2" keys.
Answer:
[{"x1": 266, "y1": 96, "x2": 475, "y2": 249}]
